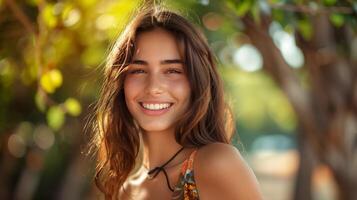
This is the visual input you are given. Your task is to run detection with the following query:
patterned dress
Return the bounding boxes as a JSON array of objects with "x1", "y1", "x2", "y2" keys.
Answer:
[{"x1": 171, "y1": 150, "x2": 200, "y2": 200}]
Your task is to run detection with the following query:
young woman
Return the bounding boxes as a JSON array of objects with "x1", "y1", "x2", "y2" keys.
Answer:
[{"x1": 89, "y1": 7, "x2": 262, "y2": 200}]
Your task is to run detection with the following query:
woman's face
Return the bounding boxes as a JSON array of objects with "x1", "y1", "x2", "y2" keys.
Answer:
[{"x1": 124, "y1": 28, "x2": 191, "y2": 134}]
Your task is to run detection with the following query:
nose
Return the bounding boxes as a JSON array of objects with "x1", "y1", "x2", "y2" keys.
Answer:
[{"x1": 146, "y1": 73, "x2": 164, "y2": 95}]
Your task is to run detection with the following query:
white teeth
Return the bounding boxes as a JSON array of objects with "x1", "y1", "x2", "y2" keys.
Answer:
[{"x1": 142, "y1": 103, "x2": 171, "y2": 110}]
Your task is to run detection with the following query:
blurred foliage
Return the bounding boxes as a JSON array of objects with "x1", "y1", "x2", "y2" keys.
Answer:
[{"x1": 1, "y1": 0, "x2": 356, "y2": 199}]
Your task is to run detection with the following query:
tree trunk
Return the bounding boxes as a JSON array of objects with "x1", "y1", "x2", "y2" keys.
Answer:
[
  {"x1": 293, "y1": 128, "x2": 315, "y2": 200},
  {"x1": 239, "y1": 12, "x2": 357, "y2": 200}
]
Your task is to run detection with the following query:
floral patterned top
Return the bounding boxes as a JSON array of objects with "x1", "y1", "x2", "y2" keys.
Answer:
[{"x1": 171, "y1": 149, "x2": 200, "y2": 200}]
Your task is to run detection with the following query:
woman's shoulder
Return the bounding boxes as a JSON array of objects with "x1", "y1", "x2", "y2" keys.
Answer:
[
  {"x1": 194, "y1": 142, "x2": 263, "y2": 200},
  {"x1": 197, "y1": 142, "x2": 240, "y2": 159},
  {"x1": 194, "y1": 143, "x2": 247, "y2": 177}
]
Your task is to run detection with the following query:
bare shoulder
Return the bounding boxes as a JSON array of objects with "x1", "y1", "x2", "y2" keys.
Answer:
[
  {"x1": 194, "y1": 142, "x2": 263, "y2": 200},
  {"x1": 196, "y1": 142, "x2": 241, "y2": 163},
  {"x1": 195, "y1": 143, "x2": 249, "y2": 176}
]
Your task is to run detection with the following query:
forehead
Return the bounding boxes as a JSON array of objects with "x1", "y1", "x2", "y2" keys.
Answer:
[{"x1": 133, "y1": 28, "x2": 184, "y2": 59}]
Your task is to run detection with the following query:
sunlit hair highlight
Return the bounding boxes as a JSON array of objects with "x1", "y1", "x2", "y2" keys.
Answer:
[{"x1": 87, "y1": 6, "x2": 236, "y2": 200}]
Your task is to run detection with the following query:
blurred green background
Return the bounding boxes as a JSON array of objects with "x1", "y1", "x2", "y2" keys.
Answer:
[{"x1": 1, "y1": 0, "x2": 356, "y2": 199}]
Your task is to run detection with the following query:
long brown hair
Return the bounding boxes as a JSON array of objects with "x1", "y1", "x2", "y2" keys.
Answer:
[{"x1": 87, "y1": 6, "x2": 235, "y2": 199}]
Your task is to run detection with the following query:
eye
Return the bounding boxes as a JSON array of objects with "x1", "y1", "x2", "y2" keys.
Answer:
[
  {"x1": 166, "y1": 68, "x2": 183, "y2": 74},
  {"x1": 129, "y1": 69, "x2": 146, "y2": 74}
]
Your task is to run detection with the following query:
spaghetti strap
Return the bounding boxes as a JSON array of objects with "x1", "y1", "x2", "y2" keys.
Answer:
[
  {"x1": 180, "y1": 150, "x2": 197, "y2": 175},
  {"x1": 172, "y1": 149, "x2": 200, "y2": 200}
]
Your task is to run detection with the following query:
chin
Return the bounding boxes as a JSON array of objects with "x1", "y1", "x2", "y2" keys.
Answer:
[{"x1": 139, "y1": 123, "x2": 173, "y2": 133}]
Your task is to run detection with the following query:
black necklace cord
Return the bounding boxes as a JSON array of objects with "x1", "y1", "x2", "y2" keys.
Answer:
[
  {"x1": 146, "y1": 147, "x2": 185, "y2": 192},
  {"x1": 162, "y1": 168, "x2": 175, "y2": 192}
]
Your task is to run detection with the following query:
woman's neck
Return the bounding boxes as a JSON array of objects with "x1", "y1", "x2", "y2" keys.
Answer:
[{"x1": 141, "y1": 129, "x2": 185, "y2": 170}]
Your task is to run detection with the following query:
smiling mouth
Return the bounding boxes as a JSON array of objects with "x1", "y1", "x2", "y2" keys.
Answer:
[{"x1": 139, "y1": 102, "x2": 173, "y2": 111}]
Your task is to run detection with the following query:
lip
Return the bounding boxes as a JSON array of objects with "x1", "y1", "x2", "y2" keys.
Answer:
[{"x1": 138, "y1": 102, "x2": 173, "y2": 116}]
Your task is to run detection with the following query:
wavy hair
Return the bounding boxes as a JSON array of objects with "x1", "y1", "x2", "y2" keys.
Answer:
[{"x1": 87, "y1": 7, "x2": 236, "y2": 200}]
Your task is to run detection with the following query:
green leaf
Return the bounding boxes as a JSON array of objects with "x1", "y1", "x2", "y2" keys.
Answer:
[
  {"x1": 40, "y1": 69, "x2": 63, "y2": 94},
  {"x1": 251, "y1": 2, "x2": 261, "y2": 24},
  {"x1": 330, "y1": 13, "x2": 345, "y2": 27},
  {"x1": 323, "y1": 0, "x2": 337, "y2": 6},
  {"x1": 297, "y1": 18, "x2": 313, "y2": 40},
  {"x1": 226, "y1": 0, "x2": 237, "y2": 11},
  {"x1": 0, "y1": 59, "x2": 14, "y2": 86},
  {"x1": 78, "y1": 0, "x2": 97, "y2": 8},
  {"x1": 62, "y1": 7, "x2": 81, "y2": 27},
  {"x1": 80, "y1": 44, "x2": 106, "y2": 67},
  {"x1": 26, "y1": 0, "x2": 39, "y2": 6},
  {"x1": 236, "y1": 1, "x2": 252, "y2": 17},
  {"x1": 40, "y1": 74, "x2": 55, "y2": 93},
  {"x1": 47, "y1": 106, "x2": 65, "y2": 131},
  {"x1": 35, "y1": 92, "x2": 46, "y2": 112},
  {"x1": 64, "y1": 98, "x2": 82, "y2": 116},
  {"x1": 272, "y1": 10, "x2": 284, "y2": 24},
  {"x1": 42, "y1": 4, "x2": 58, "y2": 28},
  {"x1": 49, "y1": 69, "x2": 62, "y2": 88}
]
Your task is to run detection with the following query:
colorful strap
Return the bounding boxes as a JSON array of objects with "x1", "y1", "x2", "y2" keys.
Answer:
[{"x1": 180, "y1": 149, "x2": 197, "y2": 175}]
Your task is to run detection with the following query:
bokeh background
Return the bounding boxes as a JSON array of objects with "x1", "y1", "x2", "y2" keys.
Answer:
[{"x1": 1, "y1": 0, "x2": 356, "y2": 199}]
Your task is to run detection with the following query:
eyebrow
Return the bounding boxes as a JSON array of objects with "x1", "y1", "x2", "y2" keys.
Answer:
[{"x1": 132, "y1": 59, "x2": 184, "y2": 65}]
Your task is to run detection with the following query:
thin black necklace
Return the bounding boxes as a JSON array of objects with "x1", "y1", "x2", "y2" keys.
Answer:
[{"x1": 146, "y1": 147, "x2": 185, "y2": 192}]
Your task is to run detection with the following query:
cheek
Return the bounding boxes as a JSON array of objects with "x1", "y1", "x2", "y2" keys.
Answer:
[
  {"x1": 123, "y1": 80, "x2": 130, "y2": 100},
  {"x1": 124, "y1": 78, "x2": 139, "y2": 97},
  {"x1": 123, "y1": 78, "x2": 137, "y2": 107},
  {"x1": 171, "y1": 79, "x2": 191, "y2": 102}
]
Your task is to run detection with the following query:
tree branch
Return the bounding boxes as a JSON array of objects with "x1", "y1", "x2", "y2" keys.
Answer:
[
  {"x1": 269, "y1": 3, "x2": 354, "y2": 15},
  {"x1": 4, "y1": 0, "x2": 37, "y2": 34}
]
